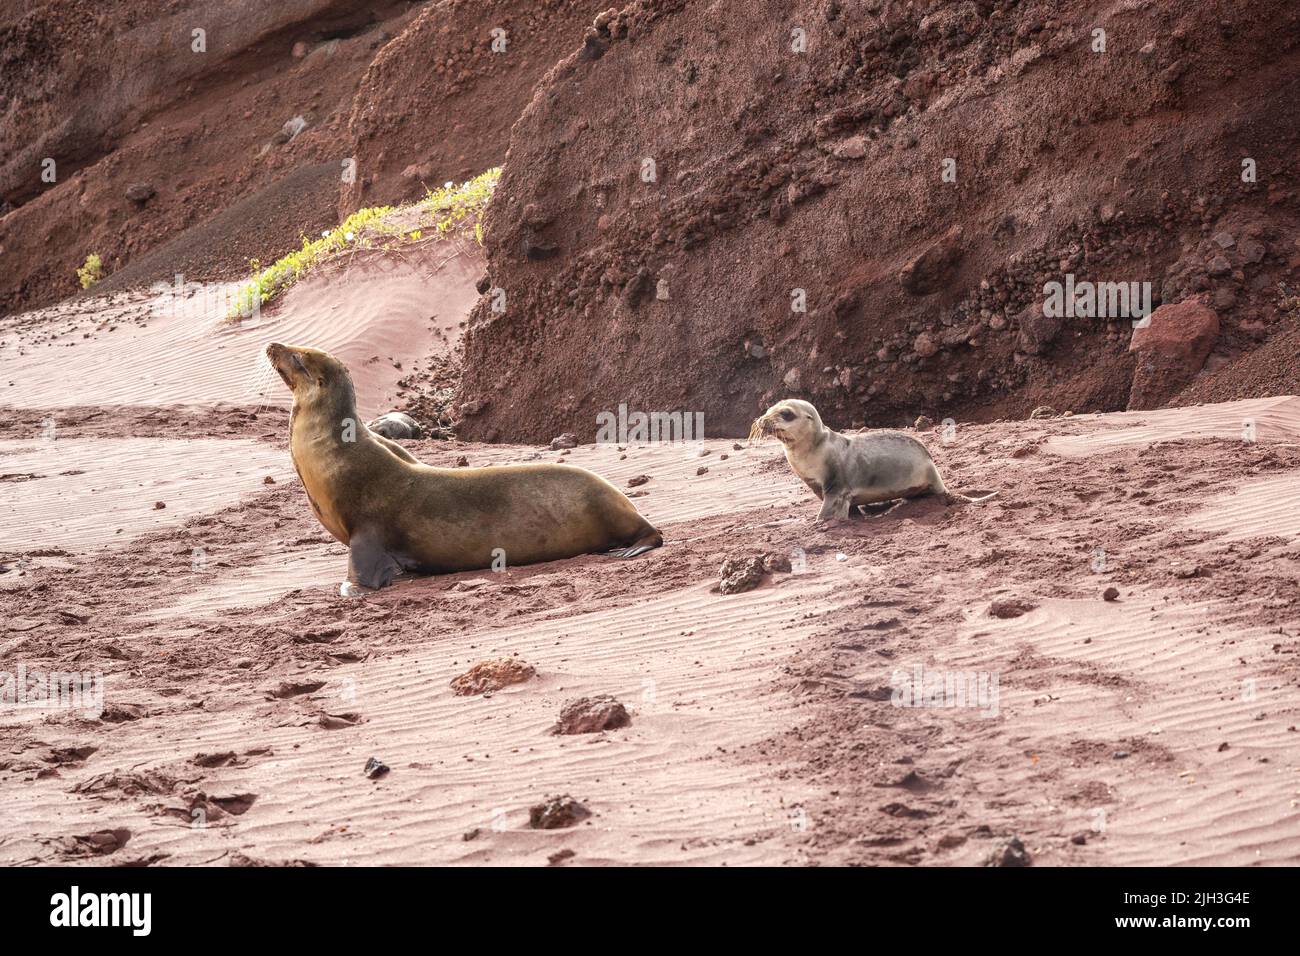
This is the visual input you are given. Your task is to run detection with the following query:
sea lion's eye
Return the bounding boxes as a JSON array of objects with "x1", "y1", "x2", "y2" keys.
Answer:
[{"x1": 779, "y1": 410, "x2": 795, "y2": 421}]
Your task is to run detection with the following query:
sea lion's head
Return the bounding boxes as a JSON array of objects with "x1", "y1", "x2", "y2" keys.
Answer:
[
  {"x1": 749, "y1": 399, "x2": 824, "y2": 447},
  {"x1": 266, "y1": 343, "x2": 354, "y2": 411}
]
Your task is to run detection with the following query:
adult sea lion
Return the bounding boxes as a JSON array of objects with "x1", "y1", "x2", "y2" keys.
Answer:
[
  {"x1": 750, "y1": 398, "x2": 996, "y2": 522},
  {"x1": 266, "y1": 343, "x2": 662, "y2": 592}
]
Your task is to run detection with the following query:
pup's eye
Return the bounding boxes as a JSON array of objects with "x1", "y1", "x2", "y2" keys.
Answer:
[{"x1": 779, "y1": 410, "x2": 795, "y2": 421}]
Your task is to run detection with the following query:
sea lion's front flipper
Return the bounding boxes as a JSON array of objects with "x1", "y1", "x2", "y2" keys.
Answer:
[
  {"x1": 347, "y1": 527, "x2": 402, "y2": 590},
  {"x1": 816, "y1": 487, "x2": 853, "y2": 522},
  {"x1": 371, "y1": 432, "x2": 419, "y2": 464}
]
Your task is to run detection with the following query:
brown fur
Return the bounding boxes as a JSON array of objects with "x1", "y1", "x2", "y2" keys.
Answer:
[{"x1": 267, "y1": 343, "x2": 662, "y2": 589}]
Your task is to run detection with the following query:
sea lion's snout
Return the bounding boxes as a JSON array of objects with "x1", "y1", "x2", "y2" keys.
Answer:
[
  {"x1": 266, "y1": 342, "x2": 307, "y2": 388},
  {"x1": 750, "y1": 402, "x2": 810, "y2": 445},
  {"x1": 747, "y1": 409, "x2": 776, "y2": 443},
  {"x1": 748, "y1": 415, "x2": 774, "y2": 443}
]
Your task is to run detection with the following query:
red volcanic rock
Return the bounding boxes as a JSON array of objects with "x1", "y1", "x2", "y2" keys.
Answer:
[
  {"x1": 989, "y1": 597, "x2": 1037, "y2": 619},
  {"x1": 1128, "y1": 297, "x2": 1220, "y2": 410},
  {"x1": 450, "y1": 658, "x2": 537, "y2": 696},
  {"x1": 551, "y1": 695, "x2": 630, "y2": 735},
  {"x1": 528, "y1": 795, "x2": 591, "y2": 830}
]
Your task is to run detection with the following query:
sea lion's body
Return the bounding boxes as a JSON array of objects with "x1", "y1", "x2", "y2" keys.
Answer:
[
  {"x1": 269, "y1": 343, "x2": 661, "y2": 590},
  {"x1": 784, "y1": 430, "x2": 949, "y2": 509},
  {"x1": 751, "y1": 399, "x2": 995, "y2": 522}
]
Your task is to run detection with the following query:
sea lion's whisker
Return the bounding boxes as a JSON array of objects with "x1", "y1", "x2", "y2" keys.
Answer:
[{"x1": 245, "y1": 349, "x2": 279, "y2": 412}]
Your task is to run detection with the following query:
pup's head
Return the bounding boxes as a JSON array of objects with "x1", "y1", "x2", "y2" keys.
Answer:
[
  {"x1": 749, "y1": 399, "x2": 824, "y2": 447},
  {"x1": 265, "y1": 343, "x2": 353, "y2": 408}
]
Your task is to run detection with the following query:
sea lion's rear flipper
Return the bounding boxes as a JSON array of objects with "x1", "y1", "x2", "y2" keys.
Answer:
[
  {"x1": 607, "y1": 527, "x2": 663, "y2": 559},
  {"x1": 347, "y1": 528, "x2": 402, "y2": 590}
]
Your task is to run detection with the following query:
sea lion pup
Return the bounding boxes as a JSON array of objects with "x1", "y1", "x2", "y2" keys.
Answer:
[
  {"x1": 266, "y1": 343, "x2": 662, "y2": 592},
  {"x1": 749, "y1": 399, "x2": 996, "y2": 522},
  {"x1": 368, "y1": 411, "x2": 423, "y2": 440}
]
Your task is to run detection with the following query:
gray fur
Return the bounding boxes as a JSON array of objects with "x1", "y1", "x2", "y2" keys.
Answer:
[
  {"x1": 368, "y1": 411, "x2": 423, "y2": 440},
  {"x1": 751, "y1": 399, "x2": 995, "y2": 522}
]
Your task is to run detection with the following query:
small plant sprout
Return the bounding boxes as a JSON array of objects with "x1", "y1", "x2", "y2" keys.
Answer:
[{"x1": 76, "y1": 253, "x2": 103, "y2": 289}]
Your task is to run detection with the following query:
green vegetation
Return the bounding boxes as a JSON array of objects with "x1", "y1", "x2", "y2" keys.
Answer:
[
  {"x1": 228, "y1": 167, "x2": 500, "y2": 319},
  {"x1": 229, "y1": 204, "x2": 394, "y2": 318},
  {"x1": 76, "y1": 253, "x2": 103, "y2": 290},
  {"x1": 415, "y1": 169, "x2": 499, "y2": 243}
]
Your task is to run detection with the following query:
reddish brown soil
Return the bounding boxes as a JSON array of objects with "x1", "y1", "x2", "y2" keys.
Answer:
[
  {"x1": 92, "y1": 163, "x2": 344, "y2": 298},
  {"x1": 0, "y1": 404, "x2": 290, "y2": 442},
  {"x1": 6, "y1": 1, "x2": 1294, "y2": 425},
  {"x1": 341, "y1": 0, "x2": 602, "y2": 215},
  {"x1": 753, "y1": 431, "x2": 1300, "y2": 864},
  {"x1": 4, "y1": 399, "x2": 1299, "y2": 865},
  {"x1": 4, "y1": 1, "x2": 1300, "y2": 867},
  {"x1": 0, "y1": 0, "x2": 422, "y2": 314},
  {"x1": 1173, "y1": 313, "x2": 1300, "y2": 405},
  {"x1": 456, "y1": 0, "x2": 1300, "y2": 441}
]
